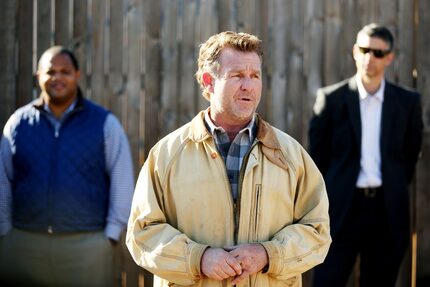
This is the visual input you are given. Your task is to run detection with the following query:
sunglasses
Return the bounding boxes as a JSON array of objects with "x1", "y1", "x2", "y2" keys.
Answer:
[{"x1": 357, "y1": 46, "x2": 391, "y2": 58}]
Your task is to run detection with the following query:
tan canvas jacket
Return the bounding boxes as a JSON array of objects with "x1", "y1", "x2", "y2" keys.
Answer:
[{"x1": 126, "y1": 110, "x2": 331, "y2": 287}]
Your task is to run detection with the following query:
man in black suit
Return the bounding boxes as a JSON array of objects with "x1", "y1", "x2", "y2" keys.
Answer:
[{"x1": 309, "y1": 23, "x2": 423, "y2": 287}]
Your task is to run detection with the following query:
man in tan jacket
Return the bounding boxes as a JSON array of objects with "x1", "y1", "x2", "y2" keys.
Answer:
[{"x1": 126, "y1": 31, "x2": 331, "y2": 287}]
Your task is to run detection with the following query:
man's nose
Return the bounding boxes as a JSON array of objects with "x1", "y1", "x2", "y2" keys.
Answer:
[{"x1": 240, "y1": 77, "x2": 253, "y2": 90}]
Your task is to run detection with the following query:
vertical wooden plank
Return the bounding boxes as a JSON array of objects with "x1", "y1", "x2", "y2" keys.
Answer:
[
  {"x1": 416, "y1": 0, "x2": 430, "y2": 285},
  {"x1": 219, "y1": 0, "x2": 233, "y2": 31},
  {"x1": 285, "y1": 0, "x2": 305, "y2": 141},
  {"x1": 72, "y1": 0, "x2": 88, "y2": 88},
  {"x1": 90, "y1": 0, "x2": 107, "y2": 106},
  {"x1": 270, "y1": 0, "x2": 288, "y2": 130},
  {"x1": 73, "y1": 0, "x2": 88, "y2": 92},
  {"x1": 254, "y1": 0, "x2": 269, "y2": 120},
  {"x1": 323, "y1": 0, "x2": 343, "y2": 85},
  {"x1": 0, "y1": 0, "x2": 17, "y2": 128},
  {"x1": 143, "y1": 0, "x2": 162, "y2": 160},
  {"x1": 54, "y1": 0, "x2": 72, "y2": 45},
  {"x1": 262, "y1": 0, "x2": 275, "y2": 124},
  {"x1": 195, "y1": 0, "x2": 218, "y2": 111},
  {"x1": 394, "y1": 2, "x2": 416, "y2": 287},
  {"x1": 16, "y1": 0, "x2": 35, "y2": 108},
  {"x1": 123, "y1": 0, "x2": 142, "y2": 171},
  {"x1": 302, "y1": 0, "x2": 323, "y2": 150},
  {"x1": 108, "y1": 0, "x2": 125, "y2": 123},
  {"x1": 396, "y1": 0, "x2": 414, "y2": 87},
  {"x1": 121, "y1": 3, "x2": 146, "y2": 284},
  {"x1": 236, "y1": 0, "x2": 256, "y2": 33},
  {"x1": 178, "y1": 0, "x2": 198, "y2": 125},
  {"x1": 374, "y1": 0, "x2": 397, "y2": 83},
  {"x1": 160, "y1": 0, "x2": 179, "y2": 137},
  {"x1": 36, "y1": 0, "x2": 53, "y2": 62},
  {"x1": 341, "y1": 0, "x2": 361, "y2": 79}
]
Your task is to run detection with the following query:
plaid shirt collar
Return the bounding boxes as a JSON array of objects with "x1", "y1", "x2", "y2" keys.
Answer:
[
  {"x1": 203, "y1": 109, "x2": 256, "y2": 143},
  {"x1": 204, "y1": 109, "x2": 256, "y2": 200}
]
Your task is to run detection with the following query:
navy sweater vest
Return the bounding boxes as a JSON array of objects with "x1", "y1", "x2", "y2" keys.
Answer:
[{"x1": 11, "y1": 98, "x2": 110, "y2": 233}]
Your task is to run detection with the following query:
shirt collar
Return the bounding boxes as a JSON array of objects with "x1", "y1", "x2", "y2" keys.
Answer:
[
  {"x1": 355, "y1": 74, "x2": 385, "y2": 102},
  {"x1": 43, "y1": 100, "x2": 77, "y2": 116},
  {"x1": 204, "y1": 108, "x2": 256, "y2": 139}
]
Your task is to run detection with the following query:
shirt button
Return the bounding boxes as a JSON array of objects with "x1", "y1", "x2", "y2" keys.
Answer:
[{"x1": 211, "y1": 152, "x2": 217, "y2": 159}]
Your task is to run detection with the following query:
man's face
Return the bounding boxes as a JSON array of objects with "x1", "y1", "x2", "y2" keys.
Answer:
[
  {"x1": 206, "y1": 47, "x2": 262, "y2": 126},
  {"x1": 37, "y1": 53, "x2": 80, "y2": 104},
  {"x1": 353, "y1": 34, "x2": 394, "y2": 81}
]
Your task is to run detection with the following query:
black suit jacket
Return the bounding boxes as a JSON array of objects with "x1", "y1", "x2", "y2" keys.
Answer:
[{"x1": 309, "y1": 77, "x2": 423, "y2": 251}]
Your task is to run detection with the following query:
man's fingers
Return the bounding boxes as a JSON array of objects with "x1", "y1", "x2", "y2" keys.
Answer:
[
  {"x1": 223, "y1": 245, "x2": 238, "y2": 252},
  {"x1": 231, "y1": 270, "x2": 249, "y2": 285},
  {"x1": 214, "y1": 268, "x2": 231, "y2": 279},
  {"x1": 225, "y1": 256, "x2": 242, "y2": 275}
]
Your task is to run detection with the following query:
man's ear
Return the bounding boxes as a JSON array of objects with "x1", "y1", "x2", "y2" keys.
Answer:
[
  {"x1": 384, "y1": 52, "x2": 395, "y2": 67},
  {"x1": 352, "y1": 44, "x2": 359, "y2": 61},
  {"x1": 202, "y1": 72, "x2": 214, "y2": 93}
]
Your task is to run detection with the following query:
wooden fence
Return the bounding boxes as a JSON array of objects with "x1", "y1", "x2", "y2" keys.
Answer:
[{"x1": 0, "y1": 0, "x2": 429, "y2": 286}]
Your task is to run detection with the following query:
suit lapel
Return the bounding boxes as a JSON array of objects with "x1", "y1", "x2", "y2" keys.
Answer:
[{"x1": 346, "y1": 78, "x2": 361, "y2": 147}]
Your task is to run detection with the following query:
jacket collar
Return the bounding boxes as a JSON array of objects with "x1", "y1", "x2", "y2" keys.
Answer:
[{"x1": 189, "y1": 109, "x2": 289, "y2": 170}]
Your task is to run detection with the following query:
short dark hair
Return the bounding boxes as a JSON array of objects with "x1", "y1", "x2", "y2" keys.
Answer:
[
  {"x1": 357, "y1": 23, "x2": 394, "y2": 51},
  {"x1": 37, "y1": 46, "x2": 79, "y2": 71}
]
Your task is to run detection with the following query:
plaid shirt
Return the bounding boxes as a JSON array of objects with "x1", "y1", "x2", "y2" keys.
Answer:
[{"x1": 204, "y1": 110, "x2": 257, "y2": 200}]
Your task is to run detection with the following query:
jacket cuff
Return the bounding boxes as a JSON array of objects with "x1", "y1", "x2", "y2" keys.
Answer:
[
  {"x1": 187, "y1": 241, "x2": 210, "y2": 280},
  {"x1": 260, "y1": 241, "x2": 282, "y2": 275},
  {"x1": 105, "y1": 223, "x2": 123, "y2": 241}
]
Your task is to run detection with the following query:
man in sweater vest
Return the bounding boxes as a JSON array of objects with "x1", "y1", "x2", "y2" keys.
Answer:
[{"x1": 0, "y1": 46, "x2": 135, "y2": 287}]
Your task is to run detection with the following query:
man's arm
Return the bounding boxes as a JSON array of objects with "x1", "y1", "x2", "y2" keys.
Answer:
[
  {"x1": 404, "y1": 92, "x2": 423, "y2": 183},
  {"x1": 126, "y1": 149, "x2": 210, "y2": 285},
  {"x1": 104, "y1": 114, "x2": 135, "y2": 241},
  {"x1": 0, "y1": 119, "x2": 15, "y2": 236},
  {"x1": 254, "y1": 147, "x2": 331, "y2": 280},
  {"x1": 308, "y1": 88, "x2": 332, "y2": 174}
]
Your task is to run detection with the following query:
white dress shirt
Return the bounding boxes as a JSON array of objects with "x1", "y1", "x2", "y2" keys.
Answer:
[{"x1": 356, "y1": 74, "x2": 384, "y2": 188}]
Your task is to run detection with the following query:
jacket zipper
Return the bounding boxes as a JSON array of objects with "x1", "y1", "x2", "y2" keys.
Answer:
[
  {"x1": 234, "y1": 140, "x2": 259, "y2": 244},
  {"x1": 253, "y1": 184, "x2": 261, "y2": 241},
  {"x1": 40, "y1": 107, "x2": 83, "y2": 234}
]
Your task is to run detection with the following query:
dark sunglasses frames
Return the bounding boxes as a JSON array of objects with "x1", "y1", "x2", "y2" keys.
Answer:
[{"x1": 357, "y1": 46, "x2": 391, "y2": 58}]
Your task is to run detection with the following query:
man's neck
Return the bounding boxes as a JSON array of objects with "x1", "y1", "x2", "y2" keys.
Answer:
[
  {"x1": 43, "y1": 93, "x2": 77, "y2": 119},
  {"x1": 209, "y1": 113, "x2": 252, "y2": 141},
  {"x1": 361, "y1": 75, "x2": 384, "y2": 95}
]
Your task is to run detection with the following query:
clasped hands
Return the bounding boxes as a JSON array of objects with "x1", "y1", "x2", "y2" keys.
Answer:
[{"x1": 200, "y1": 243, "x2": 269, "y2": 285}]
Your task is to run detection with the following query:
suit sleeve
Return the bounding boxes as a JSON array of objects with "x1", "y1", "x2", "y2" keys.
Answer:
[
  {"x1": 403, "y1": 92, "x2": 423, "y2": 183},
  {"x1": 308, "y1": 88, "x2": 332, "y2": 175}
]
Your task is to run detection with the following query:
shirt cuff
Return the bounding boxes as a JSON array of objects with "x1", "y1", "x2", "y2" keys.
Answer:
[{"x1": 105, "y1": 222, "x2": 124, "y2": 241}]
